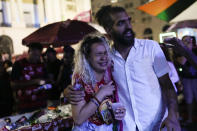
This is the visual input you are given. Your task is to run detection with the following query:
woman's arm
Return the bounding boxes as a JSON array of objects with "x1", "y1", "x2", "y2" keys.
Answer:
[
  {"x1": 72, "y1": 98, "x2": 98, "y2": 125},
  {"x1": 72, "y1": 81, "x2": 115, "y2": 125}
]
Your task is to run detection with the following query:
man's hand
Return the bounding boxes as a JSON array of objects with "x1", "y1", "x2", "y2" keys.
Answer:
[
  {"x1": 63, "y1": 85, "x2": 85, "y2": 105},
  {"x1": 160, "y1": 113, "x2": 181, "y2": 131}
]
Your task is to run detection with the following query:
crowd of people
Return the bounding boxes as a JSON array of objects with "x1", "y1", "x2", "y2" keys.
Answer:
[
  {"x1": 165, "y1": 36, "x2": 197, "y2": 126},
  {"x1": 0, "y1": 4, "x2": 197, "y2": 131},
  {"x1": 0, "y1": 43, "x2": 75, "y2": 117}
]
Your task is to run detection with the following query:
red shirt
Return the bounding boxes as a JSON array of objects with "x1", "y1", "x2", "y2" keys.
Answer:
[
  {"x1": 73, "y1": 67, "x2": 119, "y2": 125},
  {"x1": 11, "y1": 58, "x2": 48, "y2": 112}
]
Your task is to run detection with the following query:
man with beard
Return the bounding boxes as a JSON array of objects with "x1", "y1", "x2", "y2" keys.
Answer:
[{"x1": 64, "y1": 5, "x2": 180, "y2": 131}]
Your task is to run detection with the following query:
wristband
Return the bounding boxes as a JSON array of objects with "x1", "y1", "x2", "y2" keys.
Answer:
[
  {"x1": 90, "y1": 98, "x2": 99, "y2": 107},
  {"x1": 94, "y1": 96, "x2": 101, "y2": 105}
]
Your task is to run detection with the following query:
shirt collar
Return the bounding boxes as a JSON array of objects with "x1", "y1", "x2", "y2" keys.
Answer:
[
  {"x1": 111, "y1": 38, "x2": 144, "y2": 55},
  {"x1": 133, "y1": 38, "x2": 144, "y2": 49},
  {"x1": 111, "y1": 44, "x2": 118, "y2": 57}
]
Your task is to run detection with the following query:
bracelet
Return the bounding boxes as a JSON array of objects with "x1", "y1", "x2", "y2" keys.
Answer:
[
  {"x1": 93, "y1": 96, "x2": 101, "y2": 105},
  {"x1": 90, "y1": 98, "x2": 99, "y2": 107}
]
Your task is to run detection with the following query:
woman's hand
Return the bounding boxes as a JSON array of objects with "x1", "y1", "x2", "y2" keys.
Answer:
[
  {"x1": 114, "y1": 107, "x2": 126, "y2": 121},
  {"x1": 95, "y1": 81, "x2": 115, "y2": 101}
]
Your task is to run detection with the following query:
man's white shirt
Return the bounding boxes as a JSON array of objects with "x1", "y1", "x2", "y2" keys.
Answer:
[{"x1": 112, "y1": 39, "x2": 170, "y2": 131}]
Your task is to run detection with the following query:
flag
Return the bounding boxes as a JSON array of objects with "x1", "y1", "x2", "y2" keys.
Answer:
[{"x1": 137, "y1": 0, "x2": 196, "y2": 22}]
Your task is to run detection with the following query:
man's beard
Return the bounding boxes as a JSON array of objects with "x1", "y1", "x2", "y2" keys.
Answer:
[{"x1": 111, "y1": 29, "x2": 135, "y2": 47}]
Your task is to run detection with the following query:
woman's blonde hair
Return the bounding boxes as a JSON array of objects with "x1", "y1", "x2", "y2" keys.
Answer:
[{"x1": 72, "y1": 32, "x2": 112, "y2": 85}]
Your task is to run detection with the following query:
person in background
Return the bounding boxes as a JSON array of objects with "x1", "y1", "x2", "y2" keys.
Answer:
[
  {"x1": 168, "y1": 36, "x2": 197, "y2": 125},
  {"x1": 1, "y1": 53, "x2": 10, "y2": 62},
  {"x1": 191, "y1": 36, "x2": 197, "y2": 53},
  {"x1": 161, "y1": 44, "x2": 186, "y2": 121},
  {"x1": 0, "y1": 61, "x2": 14, "y2": 117},
  {"x1": 3, "y1": 60, "x2": 13, "y2": 75},
  {"x1": 72, "y1": 33, "x2": 125, "y2": 131},
  {"x1": 164, "y1": 37, "x2": 197, "y2": 70},
  {"x1": 161, "y1": 45, "x2": 180, "y2": 93},
  {"x1": 56, "y1": 45, "x2": 75, "y2": 95},
  {"x1": 11, "y1": 43, "x2": 50, "y2": 113},
  {"x1": 65, "y1": 5, "x2": 181, "y2": 131},
  {"x1": 44, "y1": 47, "x2": 61, "y2": 104}
]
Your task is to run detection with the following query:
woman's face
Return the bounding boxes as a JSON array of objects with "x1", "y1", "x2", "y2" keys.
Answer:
[
  {"x1": 88, "y1": 42, "x2": 109, "y2": 73},
  {"x1": 182, "y1": 36, "x2": 193, "y2": 50}
]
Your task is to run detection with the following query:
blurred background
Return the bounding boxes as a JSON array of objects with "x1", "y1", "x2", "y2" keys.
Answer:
[{"x1": 1, "y1": 0, "x2": 196, "y2": 60}]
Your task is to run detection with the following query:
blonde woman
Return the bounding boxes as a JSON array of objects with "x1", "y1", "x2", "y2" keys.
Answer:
[{"x1": 72, "y1": 33, "x2": 125, "y2": 131}]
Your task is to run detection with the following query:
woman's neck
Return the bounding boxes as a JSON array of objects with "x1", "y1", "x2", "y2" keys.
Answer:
[{"x1": 94, "y1": 71, "x2": 105, "y2": 82}]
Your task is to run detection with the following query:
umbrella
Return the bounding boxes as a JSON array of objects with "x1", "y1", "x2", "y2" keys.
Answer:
[
  {"x1": 22, "y1": 20, "x2": 98, "y2": 47},
  {"x1": 137, "y1": 0, "x2": 197, "y2": 22}
]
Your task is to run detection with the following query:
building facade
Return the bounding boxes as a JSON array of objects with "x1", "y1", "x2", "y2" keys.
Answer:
[
  {"x1": 0, "y1": 0, "x2": 91, "y2": 57},
  {"x1": 0, "y1": 0, "x2": 170, "y2": 58}
]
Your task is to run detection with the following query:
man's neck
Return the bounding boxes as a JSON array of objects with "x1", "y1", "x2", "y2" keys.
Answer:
[{"x1": 114, "y1": 43, "x2": 133, "y2": 60}]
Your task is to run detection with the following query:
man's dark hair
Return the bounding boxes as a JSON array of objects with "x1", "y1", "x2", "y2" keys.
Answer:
[
  {"x1": 95, "y1": 5, "x2": 126, "y2": 30},
  {"x1": 28, "y1": 43, "x2": 43, "y2": 51}
]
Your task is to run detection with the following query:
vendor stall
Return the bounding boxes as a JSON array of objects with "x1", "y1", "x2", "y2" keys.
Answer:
[{"x1": 0, "y1": 104, "x2": 73, "y2": 131}]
